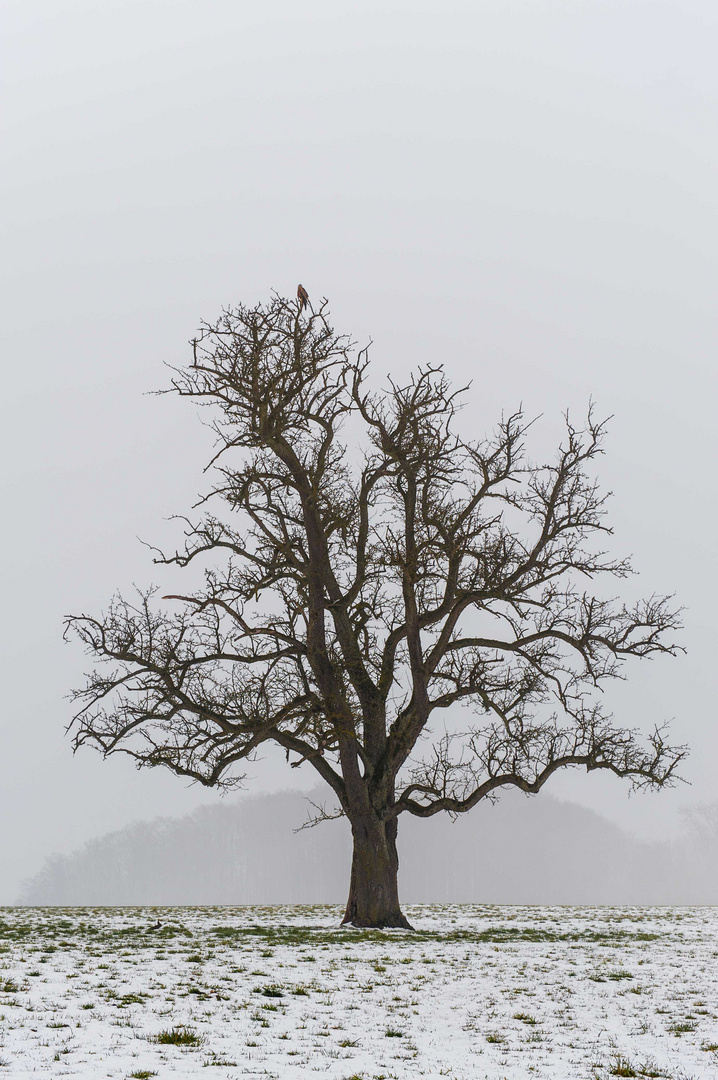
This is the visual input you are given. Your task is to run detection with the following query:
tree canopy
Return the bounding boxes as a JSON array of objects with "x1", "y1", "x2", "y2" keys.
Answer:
[{"x1": 66, "y1": 294, "x2": 685, "y2": 926}]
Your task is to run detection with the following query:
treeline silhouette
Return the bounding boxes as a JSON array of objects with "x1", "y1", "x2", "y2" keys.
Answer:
[{"x1": 18, "y1": 790, "x2": 718, "y2": 906}]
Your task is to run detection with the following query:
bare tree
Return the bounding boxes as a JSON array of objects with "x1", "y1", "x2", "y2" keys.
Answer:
[{"x1": 65, "y1": 294, "x2": 685, "y2": 928}]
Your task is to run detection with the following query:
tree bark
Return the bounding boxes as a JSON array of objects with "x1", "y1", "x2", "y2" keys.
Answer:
[{"x1": 341, "y1": 810, "x2": 413, "y2": 929}]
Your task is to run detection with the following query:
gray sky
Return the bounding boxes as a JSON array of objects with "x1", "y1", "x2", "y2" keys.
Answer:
[{"x1": 2, "y1": 0, "x2": 717, "y2": 902}]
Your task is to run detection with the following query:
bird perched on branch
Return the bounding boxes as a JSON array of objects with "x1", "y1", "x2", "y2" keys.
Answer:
[{"x1": 297, "y1": 283, "x2": 309, "y2": 311}]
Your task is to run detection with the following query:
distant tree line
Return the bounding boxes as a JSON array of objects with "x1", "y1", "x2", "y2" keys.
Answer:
[{"x1": 20, "y1": 790, "x2": 718, "y2": 907}]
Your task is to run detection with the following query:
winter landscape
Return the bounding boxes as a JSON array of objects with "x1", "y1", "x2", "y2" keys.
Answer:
[
  {"x1": 5, "y1": 2, "x2": 717, "y2": 1079},
  {"x1": 1, "y1": 904, "x2": 717, "y2": 1079}
]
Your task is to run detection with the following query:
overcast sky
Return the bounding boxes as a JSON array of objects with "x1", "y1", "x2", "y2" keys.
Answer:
[{"x1": 1, "y1": 0, "x2": 716, "y2": 902}]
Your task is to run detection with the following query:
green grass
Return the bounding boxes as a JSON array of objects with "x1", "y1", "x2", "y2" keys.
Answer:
[
  {"x1": 610, "y1": 1056, "x2": 638, "y2": 1077},
  {"x1": 636, "y1": 1063, "x2": 666, "y2": 1078},
  {"x1": 150, "y1": 1025, "x2": 204, "y2": 1046},
  {"x1": 207, "y1": 924, "x2": 661, "y2": 947},
  {"x1": 513, "y1": 1012, "x2": 538, "y2": 1024},
  {"x1": 608, "y1": 1056, "x2": 666, "y2": 1078},
  {"x1": 668, "y1": 1021, "x2": 698, "y2": 1035}
]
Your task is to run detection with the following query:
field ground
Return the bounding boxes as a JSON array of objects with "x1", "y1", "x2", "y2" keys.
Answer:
[{"x1": 0, "y1": 905, "x2": 717, "y2": 1079}]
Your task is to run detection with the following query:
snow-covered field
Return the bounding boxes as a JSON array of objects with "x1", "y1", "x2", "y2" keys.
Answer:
[{"x1": 1, "y1": 905, "x2": 717, "y2": 1079}]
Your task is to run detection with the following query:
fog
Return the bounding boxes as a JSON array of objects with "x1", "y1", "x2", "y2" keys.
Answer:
[
  {"x1": 19, "y1": 790, "x2": 718, "y2": 907},
  {"x1": 2, "y1": 0, "x2": 717, "y2": 902}
]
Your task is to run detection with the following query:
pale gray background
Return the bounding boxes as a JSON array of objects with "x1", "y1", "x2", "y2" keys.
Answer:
[{"x1": 2, "y1": 0, "x2": 716, "y2": 902}]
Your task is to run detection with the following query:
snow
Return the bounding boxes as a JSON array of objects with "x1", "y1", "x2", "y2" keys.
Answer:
[{"x1": 1, "y1": 904, "x2": 717, "y2": 1078}]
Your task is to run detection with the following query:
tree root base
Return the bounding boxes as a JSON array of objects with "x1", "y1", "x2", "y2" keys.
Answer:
[{"x1": 340, "y1": 913, "x2": 415, "y2": 930}]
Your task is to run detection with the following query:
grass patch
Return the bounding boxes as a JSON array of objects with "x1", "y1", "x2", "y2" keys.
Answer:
[
  {"x1": 609, "y1": 1058, "x2": 666, "y2": 1078},
  {"x1": 668, "y1": 1021, "x2": 697, "y2": 1036},
  {"x1": 150, "y1": 1025, "x2": 204, "y2": 1047},
  {"x1": 610, "y1": 1056, "x2": 638, "y2": 1077},
  {"x1": 513, "y1": 1012, "x2": 538, "y2": 1024},
  {"x1": 636, "y1": 1063, "x2": 666, "y2": 1078},
  {"x1": 117, "y1": 992, "x2": 147, "y2": 1007},
  {"x1": 254, "y1": 983, "x2": 284, "y2": 997},
  {"x1": 207, "y1": 923, "x2": 661, "y2": 948}
]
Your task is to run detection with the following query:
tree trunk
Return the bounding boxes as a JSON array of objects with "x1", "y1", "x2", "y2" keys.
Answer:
[{"x1": 341, "y1": 811, "x2": 413, "y2": 929}]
